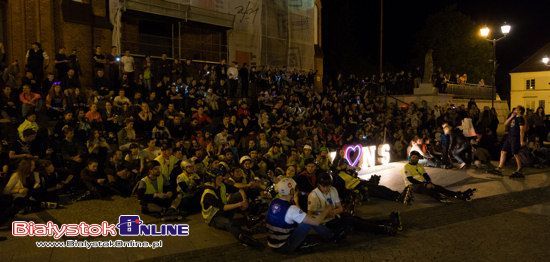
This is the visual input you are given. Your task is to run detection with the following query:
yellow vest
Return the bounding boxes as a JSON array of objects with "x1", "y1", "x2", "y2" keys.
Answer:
[
  {"x1": 177, "y1": 171, "x2": 199, "y2": 195},
  {"x1": 403, "y1": 163, "x2": 426, "y2": 182},
  {"x1": 338, "y1": 171, "x2": 361, "y2": 190},
  {"x1": 200, "y1": 184, "x2": 227, "y2": 224},
  {"x1": 142, "y1": 176, "x2": 164, "y2": 195},
  {"x1": 154, "y1": 155, "x2": 177, "y2": 182}
]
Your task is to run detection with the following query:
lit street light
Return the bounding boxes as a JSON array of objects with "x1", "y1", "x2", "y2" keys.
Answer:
[
  {"x1": 479, "y1": 22, "x2": 511, "y2": 108},
  {"x1": 480, "y1": 26, "x2": 490, "y2": 38},
  {"x1": 542, "y1": 56, "x2": 549, "y2": 66}
]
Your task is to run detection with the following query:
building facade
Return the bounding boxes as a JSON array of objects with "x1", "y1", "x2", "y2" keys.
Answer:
[
  {"x1": 2, "y1": 0, "x2": 323, "y2": 88},
  {"x1": 509, "y1": 43, "x2": 550, "y2": 110}
]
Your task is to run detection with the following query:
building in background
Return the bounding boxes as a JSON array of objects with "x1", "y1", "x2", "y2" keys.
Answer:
[
  {"x1": 3, "y1": 0, "x2": 322, "y2": 88},
  {"x1": 509, "y1": 42, "x2": 550, "y2": 110}
]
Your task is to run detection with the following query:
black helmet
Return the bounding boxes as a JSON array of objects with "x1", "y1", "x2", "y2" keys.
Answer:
[{"x1": 318, "y1": 172, "x2": 333, "y2": 187}]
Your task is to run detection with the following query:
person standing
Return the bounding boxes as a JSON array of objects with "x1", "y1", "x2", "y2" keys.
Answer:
[
  {"x1": 106, "y1": 46, "x2": 120, "y2": 89},
  {"x1": 26, "y1": 42, "x2": 49, "y2": 82},
  {"x1": 532, "y1": 107, "x2": 547, "y2": 146},
  {"x1": 239, "y1": 63, "x2": 249, "y2": 98},
  {"x1": 121, "y1": 50, "x2": 135, "y2": 84},
  {"x1": 489, "y1": 107, "x2": 499, "y2": 137},
  {"x1": 92, "y1": 45, "x2": 107, "y2": 72},
  {"x1": 54, "y1": 47, "x2": 70, "y2": 80},
  {"x1": 215, "y1": 59, "x2": 227, "y2": 81},
  {"x1": 227, "y1": 62, "x2": 239, "y2": 98},
  {"x1": 68, "y1": 49, "x2": 82, "y2": 79},
  {"x1": 157, "y1": 52, "x2": 172, "y2": 79},
  {"x1": 0, "y1": 43, "x2": 6, "y2": 73},
  {"x1": 497, "y1": 106, "x2": 526, "y2": 178}
]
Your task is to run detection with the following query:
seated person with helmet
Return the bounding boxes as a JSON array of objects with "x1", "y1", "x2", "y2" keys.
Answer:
[
  {"x1": 336, "y1": 169, "x2": 413, "y2": 205},
  {"x1": 266, "y1": 177, "x2": 336, "y2": 252},
  {"x1": 175, "y1": 160, "x2": 202, "y2": 214},
  {"x1": 136, "y1": 160, "x2": 180, "y2": 216},
  {"x1": 309, "y1": 172, "x2": 402, "y2": 236},
  {"x1": 332, "y1": 149, "x2": 413, "y2": 205},
  {"x1": 200, "y1": 172, "x2": 262, "y2": 248},
  {"x1": 404, "y1": 151, "x2": 476, "y2": 202}
]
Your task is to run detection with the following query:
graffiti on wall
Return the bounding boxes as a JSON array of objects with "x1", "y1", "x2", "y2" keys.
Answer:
[{"x1": 234, "y1": 1, "x2": 260, "y2": 24}]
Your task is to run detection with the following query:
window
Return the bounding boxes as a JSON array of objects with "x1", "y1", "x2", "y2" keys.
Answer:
[{"x1": 525, "y1": 78, "x2": 535, "y2": 89}]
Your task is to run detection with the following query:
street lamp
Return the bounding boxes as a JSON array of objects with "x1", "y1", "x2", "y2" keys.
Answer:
[
  {"x1": 479, "y1": 22, "x2": 511, "y2": 108},
  {"x1": 542, "y1": 56, "x2": 550, "y2": 66}
]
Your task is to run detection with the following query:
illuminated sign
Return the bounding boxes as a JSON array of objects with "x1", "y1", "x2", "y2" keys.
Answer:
[
  {"x1": 344, "y1": 144, "x2": 362, "y2": 167},
  {"x1": 330, "y1": 144, "x2": 391, "y2": 170}
]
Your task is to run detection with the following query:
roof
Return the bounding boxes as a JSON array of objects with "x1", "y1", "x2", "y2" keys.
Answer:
[{"x1": 510, "y1": 42, "x2": 550, "y2": 73}]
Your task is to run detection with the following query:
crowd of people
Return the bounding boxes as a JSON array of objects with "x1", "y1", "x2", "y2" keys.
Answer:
[
  {"x1": 0, "y1": 41, "x2": 549, "y2": 248},
  {"x1": 332, "y1": 67, "x2": 485, "y2": 96}
]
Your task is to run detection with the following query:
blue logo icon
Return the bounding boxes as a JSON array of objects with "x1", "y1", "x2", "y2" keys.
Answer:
[
  {"x1": 117, "y1": 215, "x2": 143, "y2": 236},
  {"x1": 116, "y1": 215, "x2": 189, "y2": 237}
]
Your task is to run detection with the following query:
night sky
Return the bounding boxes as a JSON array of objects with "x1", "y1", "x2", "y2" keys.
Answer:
[{"x1": 322, "y1": 0, "x2": 550, "y2": 94}]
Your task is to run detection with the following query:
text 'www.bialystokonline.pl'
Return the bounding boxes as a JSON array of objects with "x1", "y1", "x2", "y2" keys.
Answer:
[{"x1": 35, "y1": 239, "x2": 163, "y2": 249}]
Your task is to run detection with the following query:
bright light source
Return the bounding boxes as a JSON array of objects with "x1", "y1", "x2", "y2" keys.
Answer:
[
  {"x1": 480, "y1": 26, "x2": 490, "y2": 38},
  {"x1": 543, "y1": 56, "x2": 550, "y2": 65},
  {"x1": 501, "y1": 23, "x2": 511, "y2": 35}
]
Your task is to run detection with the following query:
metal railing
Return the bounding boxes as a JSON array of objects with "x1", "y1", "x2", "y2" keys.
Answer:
[
  {"x1": 445, "y1": 83, "x2": 495, "y2": 99},
  {"x1": 386, "y1": 95, "x2": 410, "y2": 106},
  {"x1": 122, "y1": 32, "x2": 228, "y2": 62}
]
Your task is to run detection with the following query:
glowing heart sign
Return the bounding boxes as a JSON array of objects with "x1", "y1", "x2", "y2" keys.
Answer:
[
  {"x1": 334, "y1": 144, "x2": 391, "y2": 169},
  {"x1": 344, "y1": 145, "x2": 363, "y2": 167}
]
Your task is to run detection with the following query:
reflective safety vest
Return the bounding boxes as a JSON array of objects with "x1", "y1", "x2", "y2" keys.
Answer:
[
  {"x1": 265, "y1": 198, "x2": 297, "y2": 248},
  {"x1": 338, "y1": 171, "x2": 361, "y2": 190},
  {"x1": 200, "y1": 184, "x2": 228, "y2": 225},
  {"x1": 142, "y1": 176, "x2": 164, "y2": 195},
  {"x1": 403, "y1": 163, "x2": 427, "y2": 183},
  {"x1": 154, "y1": 155, "x2": 177, "y2": 184},
  {"x1": 177, "y1": 171, "x2": 199, "y2": 196}
]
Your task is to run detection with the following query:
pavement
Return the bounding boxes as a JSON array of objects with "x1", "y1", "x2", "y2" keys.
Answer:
[{"x1": 1, "y1": 162, "x2": 550, "y2": 262}]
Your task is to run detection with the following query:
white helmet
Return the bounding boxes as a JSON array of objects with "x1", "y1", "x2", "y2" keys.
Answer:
[{"x1": 239, "y1": 156, "x2": 252, "y2": 165}]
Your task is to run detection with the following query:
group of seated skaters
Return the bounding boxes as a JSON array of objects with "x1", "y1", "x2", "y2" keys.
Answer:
[
  {"x1": 0, "y1": 138, "x2": 477, "y2": 248},
  {"x1": 128, "y1": 144, "x2": 476, "y2": 250}
]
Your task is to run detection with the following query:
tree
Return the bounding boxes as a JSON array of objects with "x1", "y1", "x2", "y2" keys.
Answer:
[{"x1": 412, "y1": 6, "x2": 492, "y2": 84}]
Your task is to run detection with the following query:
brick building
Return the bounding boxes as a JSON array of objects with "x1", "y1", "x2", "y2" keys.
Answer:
[{"x1": 1, "y1": 0, "x2": 322, "y2": 89}]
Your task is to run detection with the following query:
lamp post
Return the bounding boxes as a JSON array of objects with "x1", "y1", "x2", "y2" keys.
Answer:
[{"x1": 480, "y1": 23, "x2": 511, "y2": 108}]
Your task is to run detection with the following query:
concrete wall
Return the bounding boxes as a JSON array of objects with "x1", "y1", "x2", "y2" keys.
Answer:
[{"x1": 510, "y1": 71, "x2": 550, "y2": 110}]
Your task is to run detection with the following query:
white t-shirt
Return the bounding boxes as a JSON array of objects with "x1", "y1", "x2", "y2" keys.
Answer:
[
  {"x1": 308, "y1": 187, "x2": 340, "y2": 222},
  {"x1": 227, "y1": 66, "x2": 238, "y2": 80},
  {"x1": 284, "y1": 205, "x2": 307, "y2": 224},
  {"x1": 113, "y1": 96, "x2": 131, "y2": 107},
  {"x1": 121, "y1": 55, "x2": 135, "y2": 73}
]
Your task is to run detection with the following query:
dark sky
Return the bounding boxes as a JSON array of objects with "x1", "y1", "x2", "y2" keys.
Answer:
[{"x1": 322, "y1": 0, "x2": 550, "y2": 89}]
